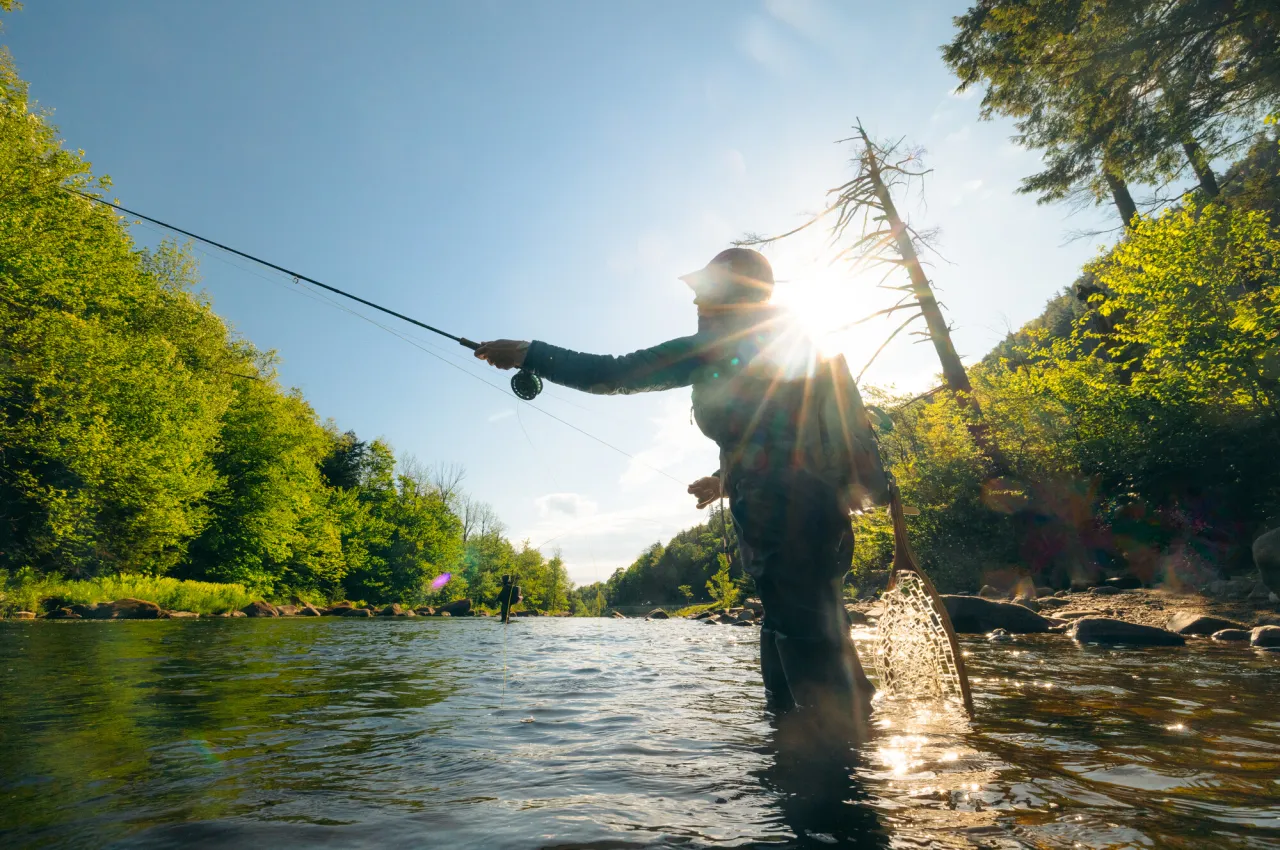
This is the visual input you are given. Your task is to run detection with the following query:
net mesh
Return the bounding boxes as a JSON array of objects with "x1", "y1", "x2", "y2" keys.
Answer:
[{"x1": 872, "y1": 570, "x2": 967, "y2": 707}]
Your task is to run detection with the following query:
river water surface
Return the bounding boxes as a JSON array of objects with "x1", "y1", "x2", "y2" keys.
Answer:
[{"x1": 2, "y1": 618, "x2": 1278, "y2": 848}]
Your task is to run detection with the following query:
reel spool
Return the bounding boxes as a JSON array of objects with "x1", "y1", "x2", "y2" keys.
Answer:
[{"x1": 510, "y1": 369, "x2": 543, "y2": 401}]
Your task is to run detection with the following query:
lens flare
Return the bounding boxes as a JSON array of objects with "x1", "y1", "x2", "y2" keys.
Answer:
[{"x1": 430, "y1": 573, "x2": 451, "y2": 591}]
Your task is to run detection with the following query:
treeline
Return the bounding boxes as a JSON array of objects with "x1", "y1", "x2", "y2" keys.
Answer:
[
  {"x1": 0, "y1": 48, "x2": 571, "y2": 610},
  {"x1": 571, "y1": 507, "x2": 747, "y2": 611},
  {"x1": 850, "y1": 136, "x2": 1280, "y2": 592}
]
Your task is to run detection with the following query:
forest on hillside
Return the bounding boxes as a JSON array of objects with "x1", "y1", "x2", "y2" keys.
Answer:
[{"x1": 0, "y1": 44, "x2": 572, "y2": 614}]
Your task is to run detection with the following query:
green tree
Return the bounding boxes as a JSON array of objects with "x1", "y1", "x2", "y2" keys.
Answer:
[{"x1": 706, "y1": 554, "x2": 740, "y2": 609}]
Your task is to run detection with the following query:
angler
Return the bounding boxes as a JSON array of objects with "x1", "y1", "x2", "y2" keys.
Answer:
[{"x1": 475, "y1": 248, "x2": 890, "y2": 746}]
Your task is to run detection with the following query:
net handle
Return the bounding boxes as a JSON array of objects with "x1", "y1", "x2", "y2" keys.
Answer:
[{"x1": 886, "y1": 482, "x2": 975, "y2": 717}]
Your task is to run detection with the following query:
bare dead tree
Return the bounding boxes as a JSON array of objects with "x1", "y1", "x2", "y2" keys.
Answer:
[
  {"x1": 458, "y1": 495, "x2": 501, "y2": 544},
  {"x1": 746, "y1": 120, "x2": 1011, "y2": 476},
  {"x1": 427, "y1": 462, "x2": 467, "y2": 507}
]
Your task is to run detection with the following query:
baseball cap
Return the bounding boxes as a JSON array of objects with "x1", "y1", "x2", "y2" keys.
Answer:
[{"x1": 679, "y1": 248, "x2": 774, "y2": 302}]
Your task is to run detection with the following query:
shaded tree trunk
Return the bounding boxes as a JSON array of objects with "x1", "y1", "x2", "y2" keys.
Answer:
[
  {"x1": 1181, "y1": 138, "x2": 1220, "y2": 197},
  {"x1": 1105, "y1": 171, "x2": 1139, "y2": 230}
]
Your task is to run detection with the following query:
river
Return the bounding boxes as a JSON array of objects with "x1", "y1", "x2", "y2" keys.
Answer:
[{"x1": 1, "y1": 618, "x2": 1277, "y2": 848}]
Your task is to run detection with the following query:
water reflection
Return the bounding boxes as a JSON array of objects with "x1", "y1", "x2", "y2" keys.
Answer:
[{"x1": 1, "y1": 619, "x2": 1277, "y2": 848}]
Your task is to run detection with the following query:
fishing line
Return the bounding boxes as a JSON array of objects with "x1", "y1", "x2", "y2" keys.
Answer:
[{"x1": 72, "y1": 189, "x2": 690, "y2": 487}]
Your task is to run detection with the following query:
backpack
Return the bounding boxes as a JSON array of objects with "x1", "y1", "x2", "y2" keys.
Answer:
[{"x1": 793, "y1": 353, "x2": 892, "y2": 514}]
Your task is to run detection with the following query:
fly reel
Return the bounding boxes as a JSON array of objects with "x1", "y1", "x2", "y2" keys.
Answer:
[{"x1": 510, "y1": 369, "x2": 543, "y2": 401}]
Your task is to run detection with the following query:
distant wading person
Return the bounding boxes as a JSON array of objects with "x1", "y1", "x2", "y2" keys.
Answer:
[{"x1": 475, "y1": 248, "x2": 888, "y2": 747}]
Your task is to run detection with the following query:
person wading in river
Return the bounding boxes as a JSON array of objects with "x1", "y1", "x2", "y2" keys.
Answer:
[{"x1": 475, "y1": 248, "x2": 888, "y2": 747}]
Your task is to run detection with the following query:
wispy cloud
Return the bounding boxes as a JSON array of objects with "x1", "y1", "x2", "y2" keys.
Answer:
[
  {"x1": 488, "y1": 409, "x2": 515, "y2": 423},
  {"x1": 535, "y1": 492, "x2": 599, "y2": 519}
]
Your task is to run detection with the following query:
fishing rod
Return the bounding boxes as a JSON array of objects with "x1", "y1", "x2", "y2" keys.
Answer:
[{"x1": 62, "y1": 188, "x2": 545, "y2": 401}]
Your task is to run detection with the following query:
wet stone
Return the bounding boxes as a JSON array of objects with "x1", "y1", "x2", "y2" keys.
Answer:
[
  {"x1": 1070, "y1": 617, "x2": 1185, "y2": 646},
  {"x1": 1166, "y1": 612, "x2": 1246, "y2": 636},
  {"x1": 1210, "y1": 629, "x2": 1251, "y2": 642},
  {"x1": 1251, "y1": 625, "x2": 1280, "y2": 648}
]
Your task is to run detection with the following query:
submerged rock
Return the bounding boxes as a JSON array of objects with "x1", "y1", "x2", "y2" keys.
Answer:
[
  {"x1": 241, "y1": 601, "x2": 279, "y2": 617},
  {"x1": 1070, "y1": 617, "x2": 1185, "y2": 646},
  {"x1": 1251, "y1": 625, "x2": 1280, "y2": 648},
  {"x1": 646, "y1": 608, "x2": 669, "y2": 620},
  {"x1": 1211, "y1": 629, "x2": 1251, "y2": 641},
  {"x1": 1166, "y1": 612, "x2": 1246, "y2": 636},
  {"x1": 942, "y1": 595, "x2": 1054, "y2": 633},
  {"x1": 987, "y1": 628, "x2": 1013, "y2": 643}
]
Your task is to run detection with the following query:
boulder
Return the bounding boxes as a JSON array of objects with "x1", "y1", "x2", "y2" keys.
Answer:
[
  {"x1": 335, "y1": 606, "x2": 372, "y2": 617},
  {"x1": 12, "y1": 611, "x2": 36, "y2": 619},
  {"x1": 732, "y1": 619, "x2": 755, "y2": 627},
  {"x1": 1247, "y1": 582, "x2": 1272, "y2": 601},
  {"x1": 1166, "y1": 612, "x2": 1247, "y2": 636},
  {"x1": 1013, "y1": 598, "x2": 1040, "y2": 612},
  {"x1": 1089, "y1": 585, "x2": 1121, "y2": 596},
  {"x1": 398, "y1": 609, "x2": 416, "y2": 617},
  {"x1": 1206, "y1": 577, "x2": 1255, "y2": 600},
  {"x1": 1255, "y1": 614, "x2": 1280, "y2": 627},
  {"x1": 1252, "y1": 625, "x2": 1280, "y2": 648},
  {"x1": 437, "y1": 598, "x2": 472, "y2": 617},
  {"x1": 646, "y1": 608, "x2": 669, "y2": 620},
  {"x1": 693, "y1": 610, "x2": 715, "y2": 620},
  {"x1": 299, "y1": 603, "x2": 322, "y2": 616},
  {"x1": 44, "y1": 607, "x2": 81, "y2": 619},
  {"x1": 1254, "y1": 527, "x2": 1280, "y2": 596},
  {"x1": 415, "y1": 607, "x2": 436, "y2": 616},
  {"x1": 1105, "y1": 575, "x2": 1143, "y2": 590},
  {"x1": 437, "y1": 611, "x2": 451, "y2": 617},
  {"x1": 323, "y1": 601, "x2": 356, "y2": 615},
  {"x1": 611, "y1": 611, "x2": 626, "y2": 619},
  {"x1": 241, "y1": 601, "x2": 279, "y2": 617},
  {"x1": 166, "y1": 611, "x2": 199, "y2": 619},
  {"x1": 1035, "y1": 586, "x2": 1055, "y2": 598},
  {"x1": 80, "y1": 598, "x2": 165, "y2": 620},
  {"x1": 844, "y1": 605, "x2": 868, "y2": 626},
  {"x1": 988, "y1": 628, "x2": 1013, "y2": 642},
  {"x1": 230, "y1": 610, "x2": 247, "y2": 617},
  {"x1": 1036, "y1": 597, "x2": 1071, "y2": 609},
  {"x1": 978, "y1": 585, "x2": 1006, "y2": 600},
  {"x1": 714, "y1": 613, "x2": 738, "y2": 624},
  {"x1": 379, "y1": 604, "x2": 405, "y2": 617},
  {"x1": 734, "y1": 609, "x2": 756, "y2": 622},
  {"x1": 1211, "y1": 628, "x2": 1251, "y2": 641},
  {"x1": 1070, "y1": 617, "x2": 1185, "y2": 646},
  {"x1": 744, "y1": 597, "x2": 764, "y2": 614},
  {"x1": 942, "y1": 595, "x2": 1054, "y2": 633},
  {"x1": 275, "y1": 604, "x2": 300, "y2": 616}
]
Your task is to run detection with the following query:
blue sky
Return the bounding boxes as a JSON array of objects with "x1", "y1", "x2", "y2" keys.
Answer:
[{"x1": 5, "y1": 0, "x2": 1115, "y2": 585}]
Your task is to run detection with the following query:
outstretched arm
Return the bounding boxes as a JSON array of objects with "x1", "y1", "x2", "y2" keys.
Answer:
[{"x1": 475, "y1": 336, "x2": 702, "y2": 395}]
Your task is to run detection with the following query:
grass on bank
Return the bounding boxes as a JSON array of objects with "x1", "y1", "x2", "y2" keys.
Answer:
[{"x1": 0, "y1": 571, "x2": 258, "y2": 616}]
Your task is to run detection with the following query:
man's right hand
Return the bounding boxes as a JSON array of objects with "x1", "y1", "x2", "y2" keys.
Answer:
[
  {"x1": 474, "y1": 340, "x2": 529, "y2": 370},
  {"x1": 688, "y1": 475, "x2": 722, "y2": 509}
]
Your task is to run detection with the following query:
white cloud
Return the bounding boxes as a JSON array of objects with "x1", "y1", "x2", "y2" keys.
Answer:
[
  {"x1": 487, "y1": 409, "x2": 515, "y2": 423},
  {"x1": 535, "y1": 492, "x2": 599, "y2": 519},
  {"x1": 619, "y1": 394, "x2": 716, "y2": 489}
]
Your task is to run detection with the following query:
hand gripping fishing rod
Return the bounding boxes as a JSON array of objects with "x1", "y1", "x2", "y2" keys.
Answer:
[{"x1": 64, "y1": 189, "x2": 545, "y2": 401}]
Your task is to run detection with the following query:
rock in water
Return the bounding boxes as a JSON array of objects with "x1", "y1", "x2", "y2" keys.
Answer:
[
  {"x1": 942, "y1": 595, "x2": 1054, "y2": 633},
  {"x1": 79, "y1": 598, "x2": 165, "y2": 620},
  {"x1": 323, "y1": 601, "x2": 355, "y2": 615},
  {"x1": 1166, "y1": 612, "x2": 1247, "y2": 636},
  {"x1": 693, "y1": 610, "x2": 715, "y2": 620},
  {"x1": 843, "y1": 605, "x2": 868, "y2": 626},
  {"x1": 978, "y1": 585, "x2": 1006, "y2": 600},
  {"x1": 437, "y1": 599, "x2": 472, "y2": 617},
  {"x1": 380, "y1": 604, "x2": 405, "y2": 617},
  {"x1": 744, "y1": 598, "x2": 764, "y2": 614},
  {"x1": 275, "y1": 604, "x2": 300, "y2": 616},
  {"x1": 611, "y1": 611, "x2": 626, "y2": 619},
  {"x1": 335, "y1": 607, "x2": 372, "y2": 617},
  {"x1": 1211, "y1": 629, "x2": 1251, "y2": 641},
  {"x1": 44, "y1": 607, "x2": 81, "y2": 619},
  {"x1": 300, "y1": 604, "x2": 322, "y2": 616},
  {"x1": 1070, "y1": 617, "x2": 1185, "y2": 646},
  {"x1": 241, "y1": 601, "x2": 279, "y2": 617},
  {"x1": 1254, "y1": 527, "x2": 1280, "y2": 596},
  {"x1": 987, "y1": 628, "x2": 1013, "y2": 643},
  {"x1": 1252, "y1": 625, "x2": 1280, "y2": 648},
  {"x1": 646, "y1": 609, "x2": 669, "y2": 620},
  {"x1": 415, "y1": 606, "x2": 435, "y2": 616},
  {"x1": 167, "y1": 611, "x2": 199, "y2": 619},
  {"x1": 12, "y1": 611, "x2": 36, "y2": 619}
]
